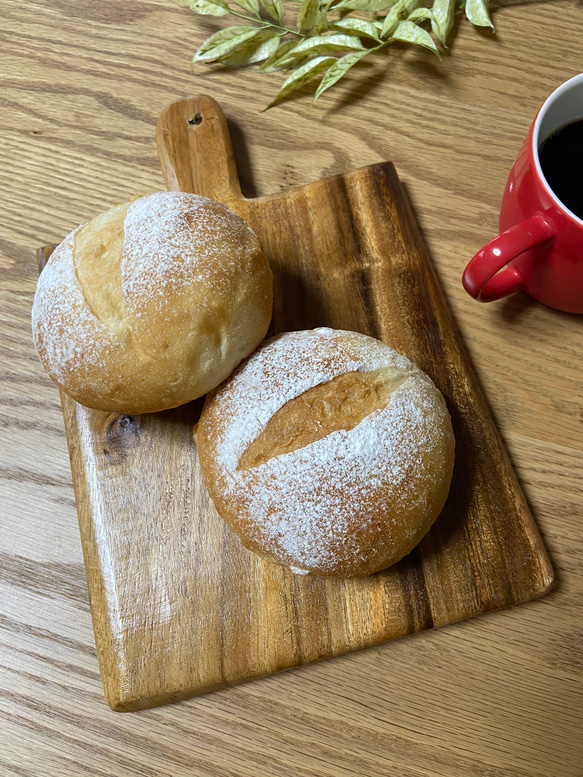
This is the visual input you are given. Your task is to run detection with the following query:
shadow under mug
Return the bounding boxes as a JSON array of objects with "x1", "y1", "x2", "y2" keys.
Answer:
[{"x1": 462, "y1": 73, "x2": 583, "y2": 314}]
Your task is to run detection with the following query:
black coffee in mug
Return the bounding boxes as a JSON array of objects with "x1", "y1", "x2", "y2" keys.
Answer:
[{"x1": 539, "y1": 119, "x2": 583, "y2": 219}]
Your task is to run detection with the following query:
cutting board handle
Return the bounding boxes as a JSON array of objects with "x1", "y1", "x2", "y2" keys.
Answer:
[{"x1": 156, "y1": 95, "x2": 243, "y2": 206}]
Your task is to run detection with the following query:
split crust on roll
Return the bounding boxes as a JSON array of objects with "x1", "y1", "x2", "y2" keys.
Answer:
[
  {"x1": 32, "y1": 191, "x2": 273, "y2": 414},
  {"x1": 197, "y1": 328, "x2": 455, "y2": 578}
]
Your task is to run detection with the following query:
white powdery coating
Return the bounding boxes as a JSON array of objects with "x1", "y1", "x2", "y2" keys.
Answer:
[
  {"x1": 122, "y1": 192, "x2": 253, "y2": 318},
  {"x1": 31, "y1": 229, "x2": 115, "y2": 384},
  {"x1": 208, "y1": 329, "x2": 450, "y2": 570},
  {"x1": 31, "y1": 192, "x2": 260, "y2": 389},
  {"x1": 214, "y1": 328, "x2": 417, "y2": 473}
]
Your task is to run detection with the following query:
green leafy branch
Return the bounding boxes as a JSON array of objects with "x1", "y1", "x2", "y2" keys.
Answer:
[{"x1": 175, "y1": 0, "x2": 494, "y2": 107}]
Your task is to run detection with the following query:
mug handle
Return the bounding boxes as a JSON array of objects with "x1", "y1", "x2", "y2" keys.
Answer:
[{"x1": 462, "y1": 214, "x2": 554, "y2": 302}]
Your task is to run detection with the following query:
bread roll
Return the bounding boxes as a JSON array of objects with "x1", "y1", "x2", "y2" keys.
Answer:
[
  {"x1": 32, "y1": 192, "x2": 273, "y2": 414},
  {"x1": 197, "y1": 328, "x2": 455, "y2": 578}
]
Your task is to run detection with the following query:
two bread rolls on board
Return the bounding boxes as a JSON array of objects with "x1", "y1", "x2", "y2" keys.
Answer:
[
  {"x1": 32, "y1": 191, "x2": 273, "y2": 414},
  {"x1": 197, "y1": 328, "x2": 455, "y2": 578},
  {"x1": 32, "y1": 195, "x2": 454, "y2": 578}
]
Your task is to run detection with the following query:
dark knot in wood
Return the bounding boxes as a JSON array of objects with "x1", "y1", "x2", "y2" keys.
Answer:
[{"x1": 103, "y1": 414, "x2": 142, "y2": 459}]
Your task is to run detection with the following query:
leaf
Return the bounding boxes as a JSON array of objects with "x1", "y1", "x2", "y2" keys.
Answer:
[
  {"x1": 246, "y1": 29, "x2": 282, "y2": 62},
  {"x1": 216, "y1": 29, "x2": 282, "y2": 65},
  {"x1": 380, "y1": 0, "x2": 410, "y2": 38},
  {"x1": 266, "y1": 56, "x2": 337, "y2": 108},
  {"x1": 181, "y1": 0, "x2": 498, "y2": 109},
  {"x1": 177, "y1": 0, "x2": 231, "y2": 16},
  {"x1": 284, "y1": 33, "x2": 366, "y2": 59},
  {"x1": 391, "y1": 20, "x2": 441, "y2": 56},
  {"x1": 430, "y1": 0, "x2": 455, "y2": 44},
  {"x1": 333, "y1": 0, "x2": 392, "y2": 11},
  {"x1": 465, "y1": 0, "x2": 494, "y2": 29},
  {"x1": 408, "y1": 7, "x2": 433, "y2": 24},
  {"x1": 260, "y1": 0, "x2": 285, "y2": 23},
  {"x1": 259, "y1": 38, "x2": 302, "y2": 71},
  {"x1": 331, "y1": 17, "x2": 382, "y2": 41},
  {"x1": 297, "y1": 0, "x2": 326, "y2": 33},
  {"x1": 193, "y1": 26, "x2": 264, "y2": 62},
  {"x1": 232, "y1": 0, "x2": 260, "y2": 14},
  {"x1": 312, "y1": 49, "x2": 369, "y2": 102}
]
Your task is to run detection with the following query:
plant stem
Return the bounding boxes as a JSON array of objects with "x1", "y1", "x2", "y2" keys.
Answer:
[{"x1": 226, "y1": 7, "x2": 302, "y2": 37}]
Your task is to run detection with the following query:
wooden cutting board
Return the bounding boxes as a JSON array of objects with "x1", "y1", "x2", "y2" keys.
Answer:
[{"x1": 37, "y1": 95, "x2": 553, "y2": 712}]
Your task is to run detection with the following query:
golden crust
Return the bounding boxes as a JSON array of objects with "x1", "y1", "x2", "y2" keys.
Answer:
[
  {"x1": 198, "y1": 328, "x2": 455, "y2": 578},
  {"x1": 31, "y1": 192, "x2": 273, "y2": 414}
]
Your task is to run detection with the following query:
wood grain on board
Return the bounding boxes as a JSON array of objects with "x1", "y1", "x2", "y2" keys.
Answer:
[{"x1": 37, "y1": 96, "x2": 552, "y2": 712}]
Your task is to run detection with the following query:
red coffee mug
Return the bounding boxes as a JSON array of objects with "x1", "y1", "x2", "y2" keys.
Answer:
[{"x1": 463, "y1": 73, "x2": 583, "y2": 314}]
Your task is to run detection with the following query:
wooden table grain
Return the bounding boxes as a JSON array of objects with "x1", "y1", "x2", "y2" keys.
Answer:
[{"x1": 1, "y1": 1, "x2": 582, "y2": 775}]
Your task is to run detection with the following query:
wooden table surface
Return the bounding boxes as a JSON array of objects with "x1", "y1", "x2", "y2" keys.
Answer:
[{"x1": 1, "y1": 1, "x2": 582, "y2": 775}]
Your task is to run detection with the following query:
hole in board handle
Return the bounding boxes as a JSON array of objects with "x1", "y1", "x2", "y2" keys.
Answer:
[{"x1": 188, "y1": 113, "x2": 203, "y2": 126}]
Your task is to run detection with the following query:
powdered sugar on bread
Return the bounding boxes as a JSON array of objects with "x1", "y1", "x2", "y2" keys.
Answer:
[
  {"x1": 198, "y1": 329, "x2": 455, "y2": 578},
  {"x1": 32, "y1": 229, "x2": 118, "y2": 387},
  {"x1": 31, "y1": 192, "x2": 272, "y2": 413},
  {"x1": 122, "y1": 192, "x2": 256, "y2": 312}
]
